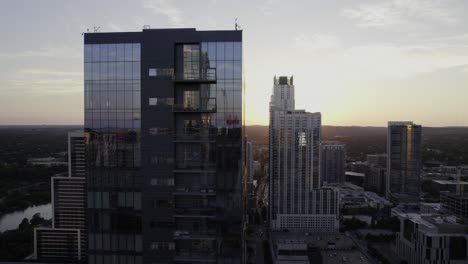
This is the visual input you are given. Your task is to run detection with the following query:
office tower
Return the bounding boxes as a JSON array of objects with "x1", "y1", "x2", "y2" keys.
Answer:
[
  {"x1": 387, "y1": 121, "x2": 422, "y2": 202},
  {"x1": 84, "y1": 28, "x2": 243, "y2": 263},
  {"x1": 269, "y1": 76, "x2": 337, "y2": 231},
  {"x1": 34, "y1": 131, "x2": 86, "y2": 263},
  {"x1": 320, "y1": 141, "x2": 346, "y2": 184},
  {"x1": 366, "y1": 154, "x2": 387, "y2": 196}
]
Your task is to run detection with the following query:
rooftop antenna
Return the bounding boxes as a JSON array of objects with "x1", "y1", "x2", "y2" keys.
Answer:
[
  {"x1": 81, "y1": 28, "x2": 90, "y2": 36},
  {"x1": 93, "y1": 25, "x2": 100, "y2": 33},
  {"x1": 235, "y1": 19, "x2": 242, "y2": 31}
]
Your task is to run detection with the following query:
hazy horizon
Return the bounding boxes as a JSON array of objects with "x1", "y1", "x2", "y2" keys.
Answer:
[{"x1": 1, "y1": 0, "x2": 468, "y2": 126}]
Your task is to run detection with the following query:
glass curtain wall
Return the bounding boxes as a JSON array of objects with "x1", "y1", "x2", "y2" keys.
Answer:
[{"x1": 84, "y1": 43, "x2": 142, "y2": 264}]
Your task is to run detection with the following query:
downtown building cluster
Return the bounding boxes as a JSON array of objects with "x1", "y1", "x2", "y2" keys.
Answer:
[{"x1": 27, "y1": 26, "x2": 468, "y2": 264}]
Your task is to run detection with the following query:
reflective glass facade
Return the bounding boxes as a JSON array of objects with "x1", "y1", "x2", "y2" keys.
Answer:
[
  {"x1": 85, "y1": 43, "x2": 142, "y2": 264},
  {"x1": 85, "y1": 29, "x2": 242, "y2": 264}
]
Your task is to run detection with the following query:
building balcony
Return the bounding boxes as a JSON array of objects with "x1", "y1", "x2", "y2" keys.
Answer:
[
  {"x1": 174, "y1": 133, "x2": 216, "y2": 142},
  {"x1": 173, "y1": 104, "x2": 216, "y2": 113},
  {"x1": 174, "y1": 68, "x2": 216, "y2": 83}
]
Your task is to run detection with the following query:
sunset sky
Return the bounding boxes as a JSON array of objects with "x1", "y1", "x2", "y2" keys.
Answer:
[{"x1": 1, "y1": 0, "x2": 468, "y2": 126}]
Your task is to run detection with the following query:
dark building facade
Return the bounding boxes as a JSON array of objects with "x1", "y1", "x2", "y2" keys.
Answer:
[
  {"x1": 84, "y1": 28, "x2": 243, "y2": 263},
  {"x1": 320, "y1": 141, "x2": 346, "y2": 184},
  {"x1": 387, "y1": 121, "x2": 422, "y2": 201}
]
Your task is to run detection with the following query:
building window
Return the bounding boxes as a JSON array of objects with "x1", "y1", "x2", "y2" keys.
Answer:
[
  {"x1": 183, "y1": 44, "x2": 200, "y2": 80},
  {"x1": 148, "y1": 97, "x2": 174, "y2": 106},
  {"x1": 150, "y1": 178, "x2": 174, "y2": 186},
  {"x1": 148, "y1": 68, "x2": 173, "y2": 77},
  {"x1": 149, "y1": 98, "x2": 157, "y2": 106}
]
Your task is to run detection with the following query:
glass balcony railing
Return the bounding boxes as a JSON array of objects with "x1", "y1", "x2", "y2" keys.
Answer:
[
  {"x1": 173, "y1": 104, "x2": 216, "y2": 112},
  {"x1": 175, "y1": 68, "x2": 217, "y2": 82}
]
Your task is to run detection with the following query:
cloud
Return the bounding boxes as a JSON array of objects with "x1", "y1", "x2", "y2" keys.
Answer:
[
  {"x1": 294, "y1": 34, "x2": 339, "y2": 52},
  {"x1": 342, "y1": 0, "x2": 458, "y2": 31},
  {"x1": 107, "y1": 22, "x2": 123, "y2": 32},
  {"x1": 3, "y1": 68, "x2": 83, "y2": 94},
  {"x1": 143, "y1": 0, "x2": 183, "y2": 26},
  {"x1": 0, "y1": 47, "x2": 81, "y2": 60}
]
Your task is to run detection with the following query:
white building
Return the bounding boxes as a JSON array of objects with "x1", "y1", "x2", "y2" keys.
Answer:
[
  {"x1": 34, "y1": 130, "x2": 86, "y2": 263},
  {"x1": 269, "y1": 76, "x2": 338, "y2": 231}
]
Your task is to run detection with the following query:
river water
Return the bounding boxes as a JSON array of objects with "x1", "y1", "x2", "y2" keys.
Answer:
[{"x1": 0, "y1": 203, "x2": 52, "y2": 232}]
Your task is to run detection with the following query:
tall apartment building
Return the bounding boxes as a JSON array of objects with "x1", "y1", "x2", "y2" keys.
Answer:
[
  {"x1": 84, "y1": 28, "x2": 243, "y2": 263},
  {"x1": 387, "y1": 121, "x2": 422, "y2": 202},
  {"x1": 34, "y1": 130, "x2": 86, "y2": 263},
  {"x1": 320, "y1": 141, "x2": 346, "y2": 184},
  {"x1": 269, "y1": 76, "x2": 338, "y2": 231}
]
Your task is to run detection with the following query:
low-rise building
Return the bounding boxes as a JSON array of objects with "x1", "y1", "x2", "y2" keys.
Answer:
[{"x1": 392, "y1": 204, "x2": 468, "y2": 264}]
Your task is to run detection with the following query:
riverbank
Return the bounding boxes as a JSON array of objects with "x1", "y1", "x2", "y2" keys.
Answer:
[{"x1": 0, "y1": 213, "x2": 51, "y2": 261}]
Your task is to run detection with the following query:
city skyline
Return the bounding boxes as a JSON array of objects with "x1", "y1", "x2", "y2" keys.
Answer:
[{"x1": 2, "y1": 0, "x2": 468, "y2": 127}]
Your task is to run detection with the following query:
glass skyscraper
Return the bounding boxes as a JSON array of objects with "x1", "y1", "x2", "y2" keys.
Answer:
[
  {"x1": 387, "y1": 121, "x2": 422, "y2": 202},
  {"x1": 84, "y1": 28, "x2": 242, "y2": 264}
]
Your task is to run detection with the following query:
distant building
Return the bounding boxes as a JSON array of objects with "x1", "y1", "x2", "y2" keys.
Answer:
[
  {"x1": 387, "y1": 121, "x2": 422, "y2": 202},
  {"x1": 392, "y1": 204, "x2": 468, "y2": 264},
  {"x1": 367, "y1": 154, "x2": 387, "y2": 168},
  {"x1": 320, "y1": 141, "x2": 346, "y2": 184},
  {"x1": 34, "y1": 131, "x2": 86, "y2": 263},
  {"x1": 68, "y1": 130, "x2": 85, "y2": 177},
  {"x1": 366, "y1": 154, "x2": 387, "y2": 197}
]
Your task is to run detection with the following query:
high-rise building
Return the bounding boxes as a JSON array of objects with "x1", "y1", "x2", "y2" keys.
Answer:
[
  {"x1": 269, "y1": 76, "x2": 338, "y2": 231},
  {"x1": 84, "y1": 28, "x2": 243, "y2": 263},
  {"x1": 366, "y1": 154, "x2": 387, "y2": 197},
  {"x1": 69, "y1": 130, "x2": 85, "y2": 177},
  {"x1": 387, "y1": 121, "x2": 422, "y2": 202},
  {"x1": 320, "y1": 141, "x2": 346, "y2": 184},
  {"x1": 34, "y1": 131, "x2": 86, "y2": 263}
]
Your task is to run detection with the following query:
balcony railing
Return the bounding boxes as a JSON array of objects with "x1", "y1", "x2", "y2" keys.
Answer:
[
  {"x1": 174, "y1": 133, "x2": 216, "y2": 142},
  {"x1": 173, "y1": 104, "x2": 216, "y2": 113},
  {"x1": 174, "y1": 68, "x2": 217, "y2": 83}
]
